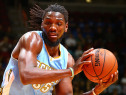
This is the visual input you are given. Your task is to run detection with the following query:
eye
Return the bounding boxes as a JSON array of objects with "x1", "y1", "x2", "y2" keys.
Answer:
[
  {"x1": 57, "y1": 22, "x2": 62, "y2": 26},
  {"x1": 45, "y1": 21, "x2": 51, "y2": 25}
]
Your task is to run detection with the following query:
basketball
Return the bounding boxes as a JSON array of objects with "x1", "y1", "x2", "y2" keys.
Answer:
[{"x1": 83, "y1": 48, "x2": 118, "y2": 83}]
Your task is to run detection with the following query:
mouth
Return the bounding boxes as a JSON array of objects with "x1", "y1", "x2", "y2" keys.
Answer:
[
  {"x1": 42, "y1": 32, "x2": 64, "y2": 47},
  {"x1": 48, "y1": 33, "x2": 57, "y2": 38}
]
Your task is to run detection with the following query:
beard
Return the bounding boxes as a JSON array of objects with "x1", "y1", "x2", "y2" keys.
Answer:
[{"x1": 42, "y1": 30, "x2": 65, "y2": 47}]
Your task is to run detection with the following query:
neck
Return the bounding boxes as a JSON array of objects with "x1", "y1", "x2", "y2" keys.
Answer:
[{"x1": 46, "y1": 44, "x2": 60, "y2": 57}]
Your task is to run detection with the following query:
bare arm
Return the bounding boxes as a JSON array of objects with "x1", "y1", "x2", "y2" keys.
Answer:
[
  {"x1": 55, "y1": 48, "x2": 118, "y2": 95},
  {"x1": 80, "y1": 49, "x2": 118, "y2": 95},
  {"x1": 17, "y1": 32, "x2": 72, "y2": 85},
  {"x1": 55, "y1": 49, "x2": 94, "y2": 95},
  {"x1": 55, "y1": 53, "x2": 74, "y2": 95},
  {"x1": 81, "y1": 70, "x2": 118, "y2": 95},
  {"x1": 15, "y1": 32, "x2": 93, "y2": 85},
  {"x1": 55, "y1": 48, "x2": 95, "y2": 95}
]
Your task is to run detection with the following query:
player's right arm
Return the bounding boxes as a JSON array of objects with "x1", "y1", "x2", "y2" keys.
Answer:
[
  {"x1": 12, "y1": 32, "x2": 73, "y2": 85},
  {"x1": 12, "y1": 32, "x2": 94, "y2": 85}
]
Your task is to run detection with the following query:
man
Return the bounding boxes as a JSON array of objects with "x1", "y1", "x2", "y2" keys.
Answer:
[{"x1": 0, "y1": 4, "x2": 118, "y2": 95}]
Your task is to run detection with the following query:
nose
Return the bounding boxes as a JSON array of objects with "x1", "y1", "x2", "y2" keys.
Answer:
[{"x1": 49, "y1": 24, "x2": 57, "y2": 32}]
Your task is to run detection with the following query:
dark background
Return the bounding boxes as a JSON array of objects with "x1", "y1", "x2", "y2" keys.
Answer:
[{"x1": 0, "y1": 0, "x2": 126, "y2": 95}]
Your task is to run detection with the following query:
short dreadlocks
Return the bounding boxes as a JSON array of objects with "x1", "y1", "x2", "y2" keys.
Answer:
[{"x1": 29, "y1": 3, "x2": 68, "y2": 30}]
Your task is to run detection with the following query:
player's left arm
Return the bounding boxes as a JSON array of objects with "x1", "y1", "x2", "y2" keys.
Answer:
[
  {"x1": 55, "y1": 51, "x2": 118, "y2": 95},
  {"x1": 81, "y1": 71, "x2": 118, "y2": 95},
  {"x1": 55, "y1": 53, "x2": 75, "y2": 95},
  {"x1": 55, "y1": 48, "x2": 94, "y2": 95}
]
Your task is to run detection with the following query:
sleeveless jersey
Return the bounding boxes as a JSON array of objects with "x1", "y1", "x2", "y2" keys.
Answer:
[{"x1": 0, "y1": 31, "x2": 68, "y2": 95}]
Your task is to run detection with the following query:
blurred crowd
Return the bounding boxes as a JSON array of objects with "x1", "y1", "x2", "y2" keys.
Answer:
[
  {"x1": 0, "y1": 0, "x2": 126, "y2": 95},
  {"x1": 67, "y1": 11, "x2": 126, "y2": 95}
]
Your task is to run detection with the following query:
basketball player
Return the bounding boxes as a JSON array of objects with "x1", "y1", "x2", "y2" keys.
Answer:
[{"x1": 0, "y1": 4, "x2": 118, "y2": 95}]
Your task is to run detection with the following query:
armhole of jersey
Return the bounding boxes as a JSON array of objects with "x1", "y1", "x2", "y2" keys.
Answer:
[
  {"x1": 60, "y1": 44, "x2": 68, "y2": 69},
  {"x1": 33, "y1": 31, "x2": 44, "y2": 58},
  {"x1": 66, "y1": 50, "x2": 68, "y2": 69}
]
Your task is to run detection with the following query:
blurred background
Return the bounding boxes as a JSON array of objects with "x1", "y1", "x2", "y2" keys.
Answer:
[{"x1": 0, "y1": 0, "x2": 126, "y2": 95}]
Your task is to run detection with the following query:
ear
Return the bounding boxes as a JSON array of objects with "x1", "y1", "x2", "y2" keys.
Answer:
[
  {"x1": 65, "y1": 22, "x2": 68, "y2": 33},
  {"x1": 41, "y1": 25, "x2": 43, "y2": 30},
  {"x1": 41, "y1": 22, "x2": 43, "y2": 30}
]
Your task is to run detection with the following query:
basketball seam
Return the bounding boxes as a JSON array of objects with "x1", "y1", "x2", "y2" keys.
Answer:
[
  {"x1": 92, "y1": 49, "x2": 101, "y2": 81},
  {"x1": 97, "y1": 49, "x2": 106, "y2": 76},
  {"x1": 89, "y1": 58, "x2": 117, "y2": 81},
  {"x1": 99, "y1": 58, "x2": 117, "y2": 79},
  {"x1": 83, "y1": 58, "x2": 96, "y2": 77},
  {"x1": 83, "y1": 49, "x2": 103, "y2": 77},
  {"x1": 84, "y1": 53, "x2": 117, "y2": 79},
  {"x1": 83, "y1": 49, "x2": 117, "y2": 83}
]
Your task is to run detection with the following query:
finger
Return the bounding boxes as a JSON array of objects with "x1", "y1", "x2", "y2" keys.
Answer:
[
  {"x1": 80, "y1": 61, "x2": 91, "y2": 64},
  {"x1": 99, "y1": 79, "x2": 103, "y2": 86},
  {"x1": 107, "y1": 74, "x2": 113, "y2": 83},
  {"x1": 113, "y1": 71, "x2": 118, "y2": 82},
  {"x1": 81, "y1": 53, "x2": 94, "y2": 61},
  {"x1": 112, "y1": 72, "x2": 117, "y2": 82},
  {"x1": 83, "y1": 47, "x2": 94, "y2": 55},
  {"x1": 117, "y1": 70, "x2": 119, "y2": 80}
]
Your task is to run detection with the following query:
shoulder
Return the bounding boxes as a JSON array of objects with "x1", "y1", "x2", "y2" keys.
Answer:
[
  {"x1": 20, "y1": 31, "x2": 43, "y2": 53},
  {"x1": 12, "y1": 31, "x2": 43, "y2": 58},
  {"x1": 67, "y1": 52, "x2": 75, "y2": 68},
  {"x1": 21, "y1": 31, "x2": 42, "y2": 42}
]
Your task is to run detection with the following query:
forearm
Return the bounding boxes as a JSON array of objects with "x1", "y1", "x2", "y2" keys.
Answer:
[
  {"x1": 18, "y1": 49, "x2": 72, "y2": 85},
  {"x1": 81, "y1": 83, "x2": 107, "y2": 95},
  {"x1": 20, "y1": 67, "x2": 72, "y2": 85},
  {"x1": 81, "y1": 89, "x2": 95, "y2": 95}
]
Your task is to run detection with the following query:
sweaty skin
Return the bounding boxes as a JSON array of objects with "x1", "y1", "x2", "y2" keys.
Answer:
[
  {"x1": 11, "y1": 11, "x2": 118, "y2": 95},
  {"x1": 10, "y1": 11, "x2": 92, "y2": 95}
]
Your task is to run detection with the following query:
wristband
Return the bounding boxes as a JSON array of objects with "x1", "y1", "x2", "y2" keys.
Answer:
[
  {"x1": 92, "y1": 88, "x2": 96, "y2": 95},
  {"x1": 69, "y1": 67, "x2": 74, "y2": 78}
]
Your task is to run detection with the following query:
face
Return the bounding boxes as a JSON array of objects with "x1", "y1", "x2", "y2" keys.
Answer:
[{"x1": 41, "y1": 11, "x2": 68, "y2": 43}]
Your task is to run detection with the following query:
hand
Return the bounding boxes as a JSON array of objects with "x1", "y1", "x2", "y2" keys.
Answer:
[
  {"x1": 94, "y1": 70, "x2": 118, "y2": 94},
  {"x1": 73, "y1": 48, "x2": 94, "y2": 75}
]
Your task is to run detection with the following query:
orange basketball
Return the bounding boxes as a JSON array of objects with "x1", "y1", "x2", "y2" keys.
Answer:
[{"x1": 83, "y1": 48, "x2": 118, "y2": 83}]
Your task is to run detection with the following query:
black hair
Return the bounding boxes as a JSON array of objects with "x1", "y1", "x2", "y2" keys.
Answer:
[{"x1": 29, "y1": 3, "x2": 68, "y2": 30}]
